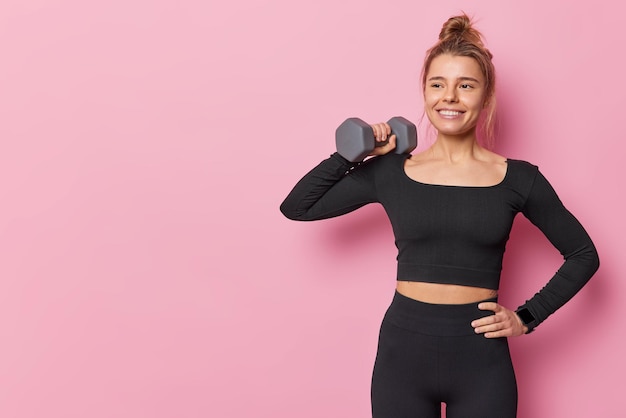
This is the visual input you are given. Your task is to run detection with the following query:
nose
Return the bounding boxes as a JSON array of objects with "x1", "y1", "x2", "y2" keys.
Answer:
[{"x1": 443, "y1": 86, "x2": 458, "y2": 103}]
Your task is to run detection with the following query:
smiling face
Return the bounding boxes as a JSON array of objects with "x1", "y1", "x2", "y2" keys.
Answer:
[{"x1": 424, "y1": 54, "x2": 488, "y2": 139}]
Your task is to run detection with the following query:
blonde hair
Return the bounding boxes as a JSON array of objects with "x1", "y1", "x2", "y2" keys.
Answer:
[{"x1": 421, "y1": 13, "x2": 497, "y2": 146}]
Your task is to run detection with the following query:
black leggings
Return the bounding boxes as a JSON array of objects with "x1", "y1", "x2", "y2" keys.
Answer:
[{"x1": 371, "y1": 291, "x2": 518, "y2": 418}]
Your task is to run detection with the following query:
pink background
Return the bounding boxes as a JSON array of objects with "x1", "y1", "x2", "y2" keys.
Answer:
[{"x1": 0, "y1": 0, "x2": 623, "y2": 417}]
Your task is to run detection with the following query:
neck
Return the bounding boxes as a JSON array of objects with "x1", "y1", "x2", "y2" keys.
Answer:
[{"x1": 430, "y1": 131, "x2": 483, "y2": 163}]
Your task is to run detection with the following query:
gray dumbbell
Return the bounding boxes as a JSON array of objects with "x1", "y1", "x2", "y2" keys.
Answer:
[{"x1": 335, "y1": 116, "x2": 418, "y2": 162}]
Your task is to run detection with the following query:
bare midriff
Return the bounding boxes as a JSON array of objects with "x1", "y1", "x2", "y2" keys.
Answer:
[{"x1": 396, "y1": 281, "x2": 498, "y2": 304}]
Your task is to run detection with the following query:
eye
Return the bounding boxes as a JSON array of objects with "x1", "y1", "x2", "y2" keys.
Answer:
[
  {"x1": 430, "y1": 83, "x2": 443, "y2": 88},
  {"x1": 460, "y1": 84, "x2": 473, "y2": 89}
]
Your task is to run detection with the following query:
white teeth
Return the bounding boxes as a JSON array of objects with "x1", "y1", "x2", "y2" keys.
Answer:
[{"x1": 439, "y1": 110, "x2": 461, "y2": 116}]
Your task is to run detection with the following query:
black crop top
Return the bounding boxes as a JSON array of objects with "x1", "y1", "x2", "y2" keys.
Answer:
[{"x1": 280, "y1": 152, "x2": 599, "y2": 329}]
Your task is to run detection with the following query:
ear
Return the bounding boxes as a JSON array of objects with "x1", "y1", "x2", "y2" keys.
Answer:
[
  {"x1": 482, "y1": 96, "x2": 494, "y2": 109},
  {"x1": 482, "y1": 94, "x2": 491, "y2": 108}
]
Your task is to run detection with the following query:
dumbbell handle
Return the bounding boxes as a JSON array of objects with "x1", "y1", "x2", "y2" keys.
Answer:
[{"x1": 373, "y1": 135, "x2": 392, "y2": 147}]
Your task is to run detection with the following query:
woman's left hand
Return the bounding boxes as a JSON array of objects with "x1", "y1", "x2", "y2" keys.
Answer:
[{"x1": 471, "y1": 302, "x2": 528, "y2": 338}]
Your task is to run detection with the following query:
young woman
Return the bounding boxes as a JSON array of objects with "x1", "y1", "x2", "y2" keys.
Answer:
[{"x1": 280, "y1": 14, "x2": 599, "y2": 418}]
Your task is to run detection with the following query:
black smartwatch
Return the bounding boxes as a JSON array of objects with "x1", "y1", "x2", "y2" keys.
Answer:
[{"x1": 515, "y1": 307, "x2": 537, "y2": 334}]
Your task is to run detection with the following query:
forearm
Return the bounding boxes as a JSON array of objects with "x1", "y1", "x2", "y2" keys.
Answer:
[
  {"x1": 517, "y1": 241, "x2": 599, "y2": 330},
  {"x1": 280, "y1": 153, "x2": 376, "y2": 221}
]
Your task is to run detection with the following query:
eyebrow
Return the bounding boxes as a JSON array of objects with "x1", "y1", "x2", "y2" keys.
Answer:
[{"x1": 428, "y1": 76, "x2": 482, "y2": 84}]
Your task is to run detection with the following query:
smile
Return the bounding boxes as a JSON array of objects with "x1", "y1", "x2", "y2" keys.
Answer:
[{"x1": 438, "y1": 110, "x2": 464, "y2": 116}]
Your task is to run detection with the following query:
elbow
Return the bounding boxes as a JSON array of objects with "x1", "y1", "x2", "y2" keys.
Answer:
[
  {"x1": 279, "y1": 201, "x2": 296, "y2": 220},
  {"x1": 585, "y1": 239, "x2": 600, "y2": 276},
  {"x1": 576, "y1": 242, "x2": 600, "y2": 279},
  {"x1": 279, "y1": 200, "x2": 305, "y2": 221},
  {"x1": 590, "y1": 245, "x2": 600, "y2": 276}
]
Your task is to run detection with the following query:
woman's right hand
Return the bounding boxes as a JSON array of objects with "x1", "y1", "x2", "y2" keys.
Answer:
[{"x1": 369, "y1": 122, "x2": 397, "y2": 157}]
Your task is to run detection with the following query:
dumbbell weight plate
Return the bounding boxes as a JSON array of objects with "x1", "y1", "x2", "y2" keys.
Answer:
[
  {"x1": 387, "y1": 116, "x2": 417, "y2": 155},
  {"x1": 335, "y1": 118, "x2": 376, "y2": 162}
]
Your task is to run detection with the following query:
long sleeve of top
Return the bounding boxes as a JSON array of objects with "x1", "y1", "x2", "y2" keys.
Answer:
[
  {"x1": 517, "y1": 169, "x2": 600, "y2": 328},
  {"x1": 280, "y1": 153, "x2": 379, "y2": 221},
  {"x1": 280, "y1": 152, "x2": 600, "y2": 331}
]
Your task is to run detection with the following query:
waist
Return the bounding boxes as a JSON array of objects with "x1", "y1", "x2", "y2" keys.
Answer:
[{"x1": 385, "y1": 290, "x2": 498, "y2": 336}]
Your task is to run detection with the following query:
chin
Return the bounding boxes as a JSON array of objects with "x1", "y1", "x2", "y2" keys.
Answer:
[{"x1": 436, "y1": 127, "x2": 477, "y2": 138}]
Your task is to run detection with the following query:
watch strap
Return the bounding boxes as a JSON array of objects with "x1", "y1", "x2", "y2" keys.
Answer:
[{"x1": 515, "y1": 307, "x2": 537, "y2": 334}]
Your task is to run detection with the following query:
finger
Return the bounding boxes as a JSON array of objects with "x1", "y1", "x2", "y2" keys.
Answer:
[
  {"x1": 384, "y1": 122, "x2": 392, "y2": 137},
  {"x1": 369, "y1": 134, "x2": 397, "y2": 156},
  {"x1": 477, "y1": 302, "x2": 501, "y2": 312},
  {"x1": 372, "y1": 124, "x2": 385, "y2": 142},
  {"x1": 472, "y1": 315, "x2": 501, "y2": 332},
  {"x1": 484, "y1": 329, "x2": 511, "y2": 338},
  {"x1": 474, "y1": 320, "x2": 507, "y2": 334},
  {"x1": 471, "y1": 313, "x2": 499, "y2": 328},
  {"x1": 383, "y1": 134, "x2": 396, "y2": 150},
  {"x1": 370, "y1": 124, "x2": 380, "y2": 141},
  {"x1": 476, "y1": 315, "x2": 522, "y2": 334},
  {"x1": 378, "y1": 123, "x2": 388, "y2": 141},
  {"x1": 483, "y1": 319, "x2": 521, "y2": 338}
]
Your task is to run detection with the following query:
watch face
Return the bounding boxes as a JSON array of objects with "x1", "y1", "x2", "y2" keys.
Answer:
[{"x1": 517, "y1": 308, "x2": 536, "y2": 324}]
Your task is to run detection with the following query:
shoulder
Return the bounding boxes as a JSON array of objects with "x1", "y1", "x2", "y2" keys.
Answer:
[
  {"x1": 360, "y1": 152, "x2": 407, "y2": 171},
  {"x1": 503, "y1": 159, "x2": 566, "y2": 208},
  {"x1": 503, "y1": 159, "x2": 542, "y2": 200},
  {"x1": 342, "y1": 152, "x2": 406, "y2": 184},
  {"x1": 506, "y1": 158, "x2": 539, "y2": 178}
]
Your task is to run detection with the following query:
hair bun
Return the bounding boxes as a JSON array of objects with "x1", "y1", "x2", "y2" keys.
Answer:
[{"x1": 438, "y1": 13, "x2": 484, "y2": 47}]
